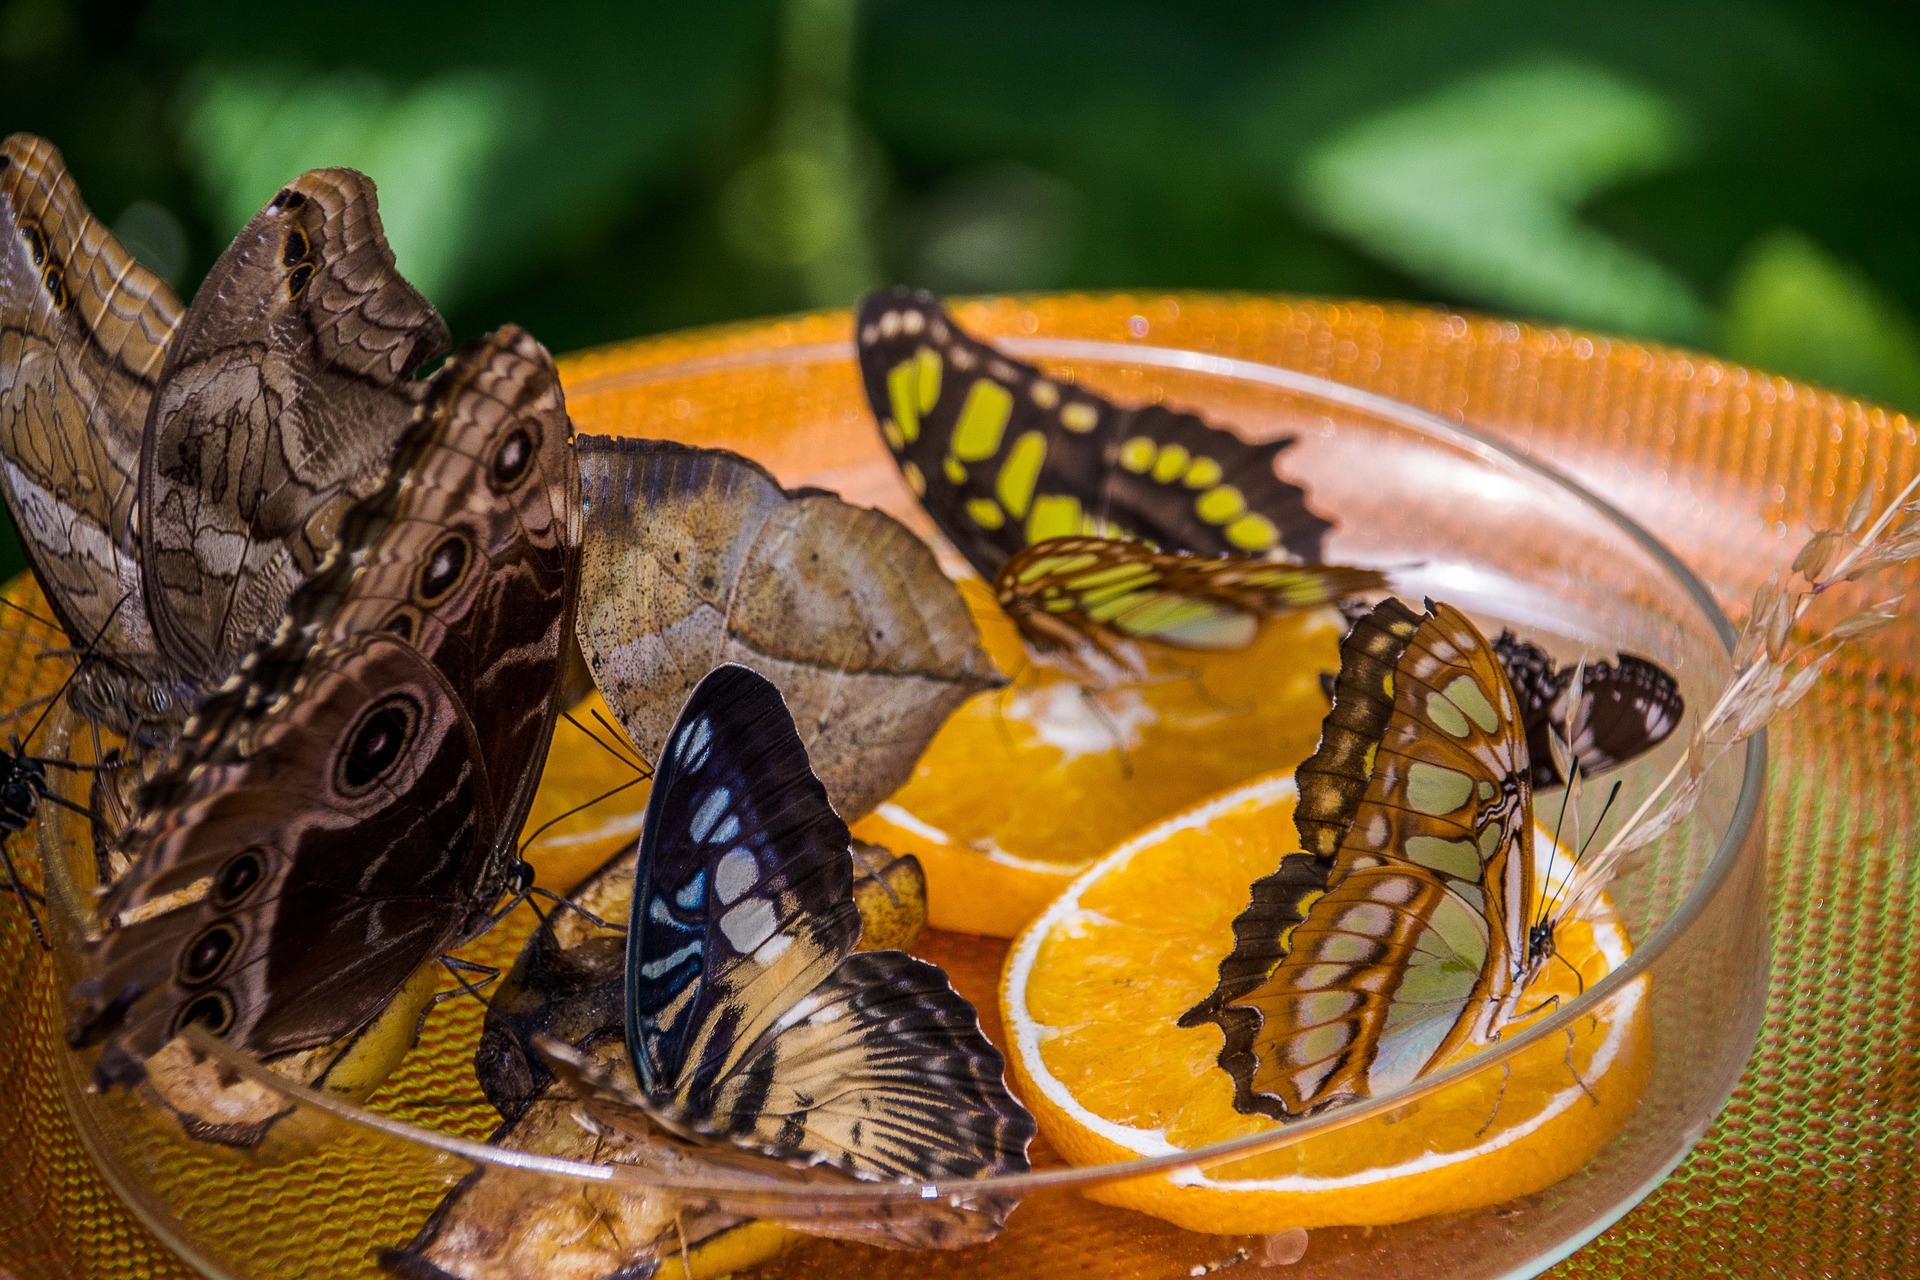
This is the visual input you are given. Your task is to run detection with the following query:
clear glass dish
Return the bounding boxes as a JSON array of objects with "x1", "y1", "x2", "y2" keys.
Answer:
[{"x1": 37, "y1": 302, "x2": 1768, "y2": 1280}]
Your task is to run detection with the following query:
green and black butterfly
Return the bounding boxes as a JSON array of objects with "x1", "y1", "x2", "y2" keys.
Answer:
[
  {"x1": 856, "y1": 288, "x2": 1382, "y2": 683},
  {"x1": 1181, "y1": 597, "x2": 1587, "y2": 1118}
]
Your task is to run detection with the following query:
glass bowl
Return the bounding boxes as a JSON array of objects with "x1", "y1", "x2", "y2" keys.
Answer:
[{"x1": 36, "y1": 299, "x2": 1768, "y2": 1280}]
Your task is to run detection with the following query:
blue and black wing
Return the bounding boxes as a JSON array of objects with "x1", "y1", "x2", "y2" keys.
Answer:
[
  {"x1": 625, "y1": 664, "x2": 1034, "y2": 1242},
  {"x1": 855, "y1": 287, "x2": 1332, "y2": 583},
  {"x1": 625, "y1": 663, "x2": 860, "y2": 1117}
]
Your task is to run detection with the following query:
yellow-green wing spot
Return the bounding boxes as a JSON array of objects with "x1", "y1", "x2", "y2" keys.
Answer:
[
  {"x1": 1119, "y1": 436, "x2": 1157, "y2": 472},
  {"x1": 886, "y1": 353, "x2": 926, "y2": 444},
  {"x1": 1405, "y1": 835, "x2": 1481, "y2": 880},
  {"x1": 1025, "y1": 494, "x2": 1083, "y2": 543},
  {"x1": 965, "y1": 498, "x2": 1005, "y2": 529},
  {"x1": 1406, "y1": 761, "x2": 1475, "y2": 815},
  {"x1": 1226, "y1": 514, "x2": 1280, "y2": 550},
  {"x1": 951, "y1": 379, "x2": 1014, "y2": 462},
  {"x1": 1442, "y1": 673, "x2": 1500, "y2": 733},
  {"x1": 1152, "y1": 444, "x2": 1191, "y2": 483},
  {"x1": 1061, "y1": 401, "x2": 1099, "y2": 432},
  {"x1": 995, "y1": 430, "x2": 1047, "y2": 519},
  {"x1": 1196, "y1": 484, "x2": 1247, "y2": 524},
  {"x1": 1425, "y1": 690, "x2": 1472, "y2": 739},
  {"x1": 1183, "y1": 456, "x2": 1223, "y2": 489}
]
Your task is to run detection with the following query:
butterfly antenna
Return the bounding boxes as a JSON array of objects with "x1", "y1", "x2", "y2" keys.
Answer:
[
  {"x1": 0, "y1": 592, "x2": 64, "y2": 634},
  {"x1": 1540, "y1": 780, "x2": 1622, "y2": 929},
  {"x1": 849, "y1": 842, "x2": 903, "y2": 908},
  {"x1": 16, "y1": 589, "x2": 133, "y2": 755},
  {"x1": 563, "y1": 709, "x2": 652, "y2": 778},
  {"x1": 515, "y1": 775, "x2": 648, "y2": 861}
]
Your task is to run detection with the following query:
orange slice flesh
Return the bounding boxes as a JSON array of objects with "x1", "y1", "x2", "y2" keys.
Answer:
[
  {"x1": 1001, "y1": 772, "x2": 1652, "y2": 1235},
  {"x1": 853, "y1": 578, "x2": 1343, "y2": 937}
]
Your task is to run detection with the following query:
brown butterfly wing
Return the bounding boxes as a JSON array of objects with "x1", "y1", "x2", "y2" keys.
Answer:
[
  {"x1": 574, "y1": 436, "x2": 1001, "y2": 821},
  {"x1": 0, "y1": 134, "x2": 179, "y2": 658},
  {"x1": 139, "y1": 167, "x2": 449, "y2": 678},
  {"x1": 1183, "y1": 598, "x2": 1535, "y2": 1118},
  {"x1": 71, "y1": 326, "x2": 579, "y2": 1084},
  {"x1": 73, "y1": 633, "x2": 496, "y2": 1081}
]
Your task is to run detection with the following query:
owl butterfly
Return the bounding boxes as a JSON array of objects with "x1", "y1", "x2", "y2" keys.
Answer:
[
  {"x1": 379, "y1": 842, "x2": 929, "y2": 1280},
  {"x1": 0, "y1": 132, "x2": 446, "y2": 753},
  {"x1": 535, "y1": 665, "x2": 1034, "y2": 1251},
  {"x1": 1182, "y1": 597, "x2": 1590, "y2": 1119},
  {"x1": 856, "y1": 287, "x2": 1379, "y2": 684},
  {"x1": 66, "y1": 325, "x2": 578, "y2": 1144},
  {"x1": 573, "y1": 436, "x2": 1003, "y2": 821}
]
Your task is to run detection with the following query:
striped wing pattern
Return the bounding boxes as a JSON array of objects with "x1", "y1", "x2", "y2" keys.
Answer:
[
  {"x1": 997, "y1": 535, "x2": 1387, "y2": 683},
  {"x1": 1182, "y1": 598, "x2": 1535, "y2": 1119},
  {"x1": 854, "y1": 288, "x2": 1332, "y2": 584},
  {"x1": 618, "y1": 665, "x2": 1034, "y2": 1244}
]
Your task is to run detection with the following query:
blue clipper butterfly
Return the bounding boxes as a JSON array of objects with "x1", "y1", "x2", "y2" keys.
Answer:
[{"x1": 537, "y1": 663, "x2": 1035, "y2": 1250}]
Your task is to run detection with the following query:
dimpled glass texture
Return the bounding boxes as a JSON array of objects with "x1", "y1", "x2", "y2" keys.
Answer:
[{"x1": 5, "y1": 291, "x2": 1906, "y2": 1278}]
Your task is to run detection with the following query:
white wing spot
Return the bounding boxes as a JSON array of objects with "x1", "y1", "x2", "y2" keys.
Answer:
[
  {"x1": 677, "y1": 717, "x2": 713, "y2": 769},
  {"x1": 721, "y1": 898, "x2": 778, "y2": 954},
  {"x1": 640, "y1": 941, "x2": 701, "y2": 980},
  {"x1": 715, "y1": 847, "x2": 759, "y2": 904},
  {"x1": 710, "y1": 814, "x2": 741, "y2": 845},
  {"x1": 687, "y1": 787, "x2": 730, "y2": 843},
  {"x1": 674, "y1": 871, "x2": 705, "y2": 909}
]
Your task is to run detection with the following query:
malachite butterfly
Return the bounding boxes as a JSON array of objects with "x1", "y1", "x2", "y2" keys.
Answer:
[
  {"x1": 855, "y1": 288, "x2": 1382, "y2": 681},
  {"x1": 1182, "y1": 596, "x2": 1587, "y2": 1118}
]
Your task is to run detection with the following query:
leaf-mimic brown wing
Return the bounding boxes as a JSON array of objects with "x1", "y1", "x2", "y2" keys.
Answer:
[{"x1": 574, "y1": 436, "x2": 1001, "y2": 821}]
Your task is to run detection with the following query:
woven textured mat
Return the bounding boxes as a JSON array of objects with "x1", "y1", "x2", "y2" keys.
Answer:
[{"x1": 2, "y1": 295, "x2": 1914, "y2": 1278}]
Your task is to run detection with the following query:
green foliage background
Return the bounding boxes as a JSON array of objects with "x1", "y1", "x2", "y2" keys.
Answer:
[{"x1": 5, "y1": 0, "x2": 1920, "y2": 577}]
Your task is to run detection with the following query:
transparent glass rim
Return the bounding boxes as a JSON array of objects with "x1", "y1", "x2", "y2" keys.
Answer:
[{"x1": 51, "y1": 333, "x2": 1766, "y2": 1206}]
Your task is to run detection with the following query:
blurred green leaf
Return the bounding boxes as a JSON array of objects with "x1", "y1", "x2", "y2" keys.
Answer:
[
  {"x1": 1295, "y1": 57, "x2": 1707, "y2": 341},
  {"x1": 182, "y1": 68, "x2": 528, "y2": 306},
  {"x1": 1721, "y1": 230, "x2": 1920, "y2": 412}
]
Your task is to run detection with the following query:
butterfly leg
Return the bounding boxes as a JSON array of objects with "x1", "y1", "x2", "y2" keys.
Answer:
[
  {"x1": 525, "y1": 884, "x2": 627, "y2": 932},
  {"x1": 1078, "y1": 686, "x2": 1134, "y2": 779},
  {"x1": 1563, "y1": 1031, "x2": 1600, "y2": 1107},
  {"x1": 0, "y1": 836, "x2": 49, "y2": 949},
  {"x1": 1474, "y1": 1061, "x2": 1514, "y2": 1138},
  {"x1": 430, "y1": 955, "x2": 503, "y2": 1010}
]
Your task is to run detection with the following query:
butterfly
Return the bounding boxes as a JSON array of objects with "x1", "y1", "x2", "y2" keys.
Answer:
[
  {"x1": 855, "y1": 288, "x2": 1382, "y2": 682},
  {"x1": 533, "y1": 663, "x2": 1034, "y2": 1250},
  {"x1": 1181, "y1": 597, "x2": 1577, "y2": 1119},
  {"x1": 1000, "y1": 535, "x2": 1389, "y2": 686},
  {"x1": 0, "y1": 132, "x2": 447, "y2": 752},
  {"x1": 573, "y1": 436, "x2": 1004, "y2": 821},
  {"x1": 1492, "y1": 629, "x2": 1683, "y2": 789},
  {"x1": 379, "y1": 843, "x2": 930, "y2": 1280},
  {"x1": 67, "y1": 325, "x2": 579, "y2": 1120}
]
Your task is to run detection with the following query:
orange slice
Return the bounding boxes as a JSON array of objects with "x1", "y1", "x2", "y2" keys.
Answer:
[
  {"x1": 1000, "y1": 772, "x2": 1651, "y2": 1235},
  {"x1": 853, "y1": 579, "x2": 1342, "y2": 936}
]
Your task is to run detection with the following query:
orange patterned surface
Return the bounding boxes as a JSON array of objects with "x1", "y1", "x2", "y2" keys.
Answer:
[{"x1": 2, "y1": 294, "x2": 1915, "y2": 1277}]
